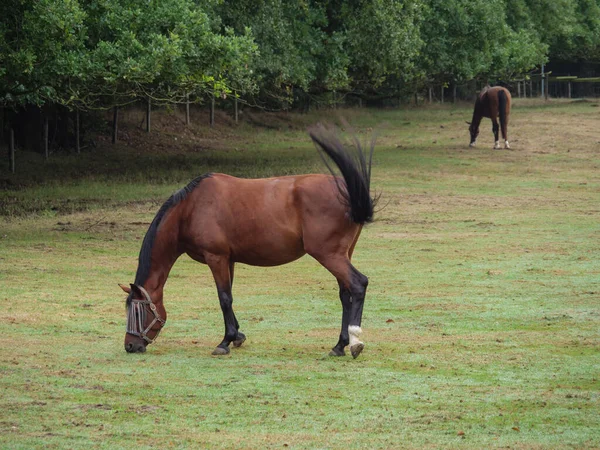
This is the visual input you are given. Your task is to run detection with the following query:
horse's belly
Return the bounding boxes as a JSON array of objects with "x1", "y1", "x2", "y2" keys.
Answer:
[{"x1": 229, "y1": 230, "x2": 306, "y2": 266}]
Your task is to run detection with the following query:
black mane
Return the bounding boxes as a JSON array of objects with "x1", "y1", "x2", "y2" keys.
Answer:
[{"x1": 128, "y1": 174, "x2": 212, "y2": 303}]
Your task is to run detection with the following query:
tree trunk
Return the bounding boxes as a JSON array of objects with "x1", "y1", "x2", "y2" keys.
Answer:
[
  {"x1": 44, "y1": 116, "x2": 49, "y2": 159},
  {"x1": 112, "y1": 106, "x2": 118, "y2": 144},
  {"x1": 530, "y1": 80, "x2": 533, "y2": 98},
  {"x1": 9, "y1": 128, "x2": 15, "y2": 173},
  {"x1": 0, "y1": 107, "x2": 4, "y2": 149},
  {"x1": 146, "y1": 97, "x2": 151, "y2": 133},
  {"x1": 234, "y1": 95, "x2": 238, "y2": 124},
  {"x1": 210, "y1": 95, "x2": 215, "y2": 127},
  {"x1": 75, "y1": 110, "x2": 80, "y2": 153},
  {"x1": 186, "y1": 93, "x2": 190, "y2": 125}
]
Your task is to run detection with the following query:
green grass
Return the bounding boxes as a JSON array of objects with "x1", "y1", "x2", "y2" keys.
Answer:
[{"x1": 1, "y1": 99, "x2": 599, "y2": 449}]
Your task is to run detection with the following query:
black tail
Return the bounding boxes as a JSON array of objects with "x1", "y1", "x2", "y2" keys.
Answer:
[
  {"x1": 309, "y1": 127, "x2": 375, "y2": 224},
  {"x1": 498, "y1": 89, "x2": 507, "y2": 136}
]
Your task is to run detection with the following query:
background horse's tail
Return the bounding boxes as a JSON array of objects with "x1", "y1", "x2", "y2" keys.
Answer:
[
  {"x1": 309, "y1": 127, "x2": 376, "y2": 224},
  {"x1": 498, "y1": 89, "x2": 508, "y2": 135}
]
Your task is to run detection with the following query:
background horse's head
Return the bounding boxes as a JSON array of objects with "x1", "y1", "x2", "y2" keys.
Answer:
[
  {"x1": 119, "y1": 283, "x2": 166, "y2": 353},
  {"x1": 467, "y1": 121, "x2": 479, "y2": 146}
]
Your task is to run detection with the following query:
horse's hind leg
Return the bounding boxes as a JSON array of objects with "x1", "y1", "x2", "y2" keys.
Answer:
[
  {"x1": 501, "y1": 118, "x2": 510, "y2": 149},
  {"x1": 315, "y1": 255, "x2": 368, "y2": 359},
  {"x1": 330, "y1": 281, "x2": 351, "y2": 356},
  {"x1": 492, "y1": 119, "x2": 501, "y2": 149},
  {"x1": 345, "y1": 264, "x2": 368, "y2": 359},
  {"x1": 330, "y1": 230, "x2": 362, "y2": 357},
  {"x1": 206, "y1": 254, "x2": 245, "y2": 355}
]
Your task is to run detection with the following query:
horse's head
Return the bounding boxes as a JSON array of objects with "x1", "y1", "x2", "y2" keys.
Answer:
[
  {"x1": 119, "y1": 283, "x2": 166, "y2": 353},
  {"x1": 466, "y1": 121, "x2": 479, "y2": 147}
]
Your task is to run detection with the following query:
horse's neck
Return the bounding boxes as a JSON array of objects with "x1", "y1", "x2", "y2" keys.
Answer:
[
  {"x1": 142, "y1": 219, "x2": 182, "y2": 301},
  {"x1": 471, "y1": 107, "x2": 483, "y2": 129}
]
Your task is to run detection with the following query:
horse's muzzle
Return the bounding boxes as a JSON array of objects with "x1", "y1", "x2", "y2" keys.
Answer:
[{"x1": 125, "y1": 340, "x2": 147, "y2": 353}]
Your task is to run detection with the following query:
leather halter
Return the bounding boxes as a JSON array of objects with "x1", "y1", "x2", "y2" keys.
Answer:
[{"x1": 126, "y1": 285, "x2": 166, "y2": 343}]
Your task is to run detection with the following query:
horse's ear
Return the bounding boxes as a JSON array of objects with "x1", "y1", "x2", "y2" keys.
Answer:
[
  {"x1": 129, "y1": 283, "x2": 145, "y2": 298},
  {"x1": 119, "y1": 283, "x2": 131, "y2": 294}
]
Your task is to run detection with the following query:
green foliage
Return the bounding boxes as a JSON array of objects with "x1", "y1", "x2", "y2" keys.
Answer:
[
  {"x1": 0, "y1": 0, "x2": 88, "y2": 106},
  {"x1": 0, "y1": 0, "x2": 598, "y2": 112},
  {"x1": 419, "y1": 0, "x2": 547, "y2": 84},
  {"x1": 341, "y1": 0, "x2": 424, "y2": 87}
]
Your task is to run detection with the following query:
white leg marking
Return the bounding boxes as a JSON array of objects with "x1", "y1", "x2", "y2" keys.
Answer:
[
  {"x1": 348, "y1": 325, "x2": 363, "y2": 347},
  {"x1": 494, "y1": 141, "x2": 500, "y2": 149},
  {"x1": 505, "y1": 140, "x2": 510, "y2": 149}
]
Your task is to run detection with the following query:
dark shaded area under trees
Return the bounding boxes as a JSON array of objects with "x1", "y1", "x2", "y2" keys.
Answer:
[{"x1": 1, "y1": 0, "x2": 599, "y2": 159}]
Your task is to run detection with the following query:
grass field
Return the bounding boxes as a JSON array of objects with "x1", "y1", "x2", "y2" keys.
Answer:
[{"x1": 1, "y1": 99, "x2": 599, "y2": 449}]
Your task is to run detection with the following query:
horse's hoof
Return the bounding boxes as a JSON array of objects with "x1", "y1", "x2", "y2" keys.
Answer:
[
  {"x1": 350, "y1": 343, "x2": 364, "y2": 359},
  {"x1": 211, "y1": 346, "x2": 230, "y2": 356},
  {"x1": 329, "y1": 348, "x2": 346, "y2": 357},
  {"x1": 233, "y1": 333, "x2": 246, "y2": 348}
]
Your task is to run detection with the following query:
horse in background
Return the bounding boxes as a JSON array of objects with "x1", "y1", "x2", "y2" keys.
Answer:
[
  {"x1": 467, "y1": 86, "x2": 512, "y2": 149},
  {"x1": 119, "y1": 126, "x2": 376, "y2": 359}
]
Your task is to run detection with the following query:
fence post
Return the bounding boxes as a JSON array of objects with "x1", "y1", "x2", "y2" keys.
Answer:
[{"x1": 541, "y1": 64, "x2": 545, "y2": 98}]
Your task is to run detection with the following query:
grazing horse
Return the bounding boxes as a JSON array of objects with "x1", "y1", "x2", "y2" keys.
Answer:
[
  {"x1": 468, "y1": 86, "x2": 511, "y2": 149},
  {"x1": 119, "y1": 128, "x2": 376, "y2": 359}
]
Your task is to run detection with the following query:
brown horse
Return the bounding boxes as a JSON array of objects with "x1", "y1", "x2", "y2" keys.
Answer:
[
  {"x1": 468, "y1": 86, "x2": 511, "y2": 149},
  {"x1": 119, "y1": 128, "x2": 376, "y2": 359}
]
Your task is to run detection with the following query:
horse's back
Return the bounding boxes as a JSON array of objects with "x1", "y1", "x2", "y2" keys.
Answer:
[
  {"x1": 179, "y1": 173, "x2": 352, "y2": 266},
  {"x1": 477, "y1": 86, "x2": 511, "y2": 118}
]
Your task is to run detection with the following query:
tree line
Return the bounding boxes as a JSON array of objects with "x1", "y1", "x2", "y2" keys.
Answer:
[{"x1": 1, "y1": 0, "x2": 599, "y2": 148}]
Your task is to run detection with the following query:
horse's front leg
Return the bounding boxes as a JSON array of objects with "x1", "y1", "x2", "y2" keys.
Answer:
[
  {"x1": 229, "y1": 262, "x2": 246, "y2": 348},
  {"x1": 206, "y1": 254, "x2": 245, "y2": 355}
]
